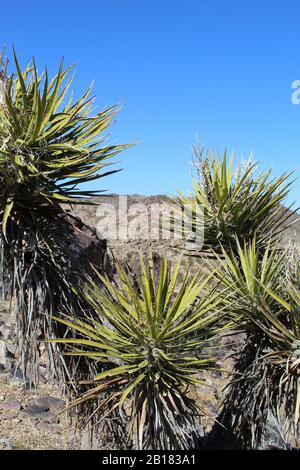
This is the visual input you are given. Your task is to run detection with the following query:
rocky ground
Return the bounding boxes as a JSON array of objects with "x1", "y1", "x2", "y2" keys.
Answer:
[
  {"x1": 0, "y1": 303, "x2": 75, "y2": 450},
  {"x1": 0, "y1": 379, "x2": 68, "y2": 450},
  {"x1": 0, "y1": 299, "x2": 233, "y2": 450}
]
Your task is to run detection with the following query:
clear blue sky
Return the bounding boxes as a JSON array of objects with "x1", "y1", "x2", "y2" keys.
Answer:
[{"x1": 1, "y1": 0, "x2": 300, "y2": 204}]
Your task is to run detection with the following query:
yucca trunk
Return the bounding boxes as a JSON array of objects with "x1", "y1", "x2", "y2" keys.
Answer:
[{"x1": 0, "y1": 204, "x2": 105, "y2": 384}]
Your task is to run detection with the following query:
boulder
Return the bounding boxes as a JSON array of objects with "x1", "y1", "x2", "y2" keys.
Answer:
[{"x1": 69, "y1": 215, "x2": 114, "y2": 279}]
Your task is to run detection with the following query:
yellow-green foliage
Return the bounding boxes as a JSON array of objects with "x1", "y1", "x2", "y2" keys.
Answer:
[
  {"x1": 174, "y1": 147, "x2": 294, "y2": 254},
  {"x1": 0, "y1": 49, "x2": 129, "y2": 236},
  {"x1": 52, "y1": 253, "x2": 230, "y2": 449}
]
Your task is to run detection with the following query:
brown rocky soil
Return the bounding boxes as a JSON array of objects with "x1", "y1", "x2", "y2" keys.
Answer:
[{"x1": 0, "y1": 297, "x2": 232, "y2": 450}]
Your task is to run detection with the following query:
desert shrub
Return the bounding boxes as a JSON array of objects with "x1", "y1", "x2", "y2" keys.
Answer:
[
  {"x1": 52, "y1": 253, "x2": 230, "y2": 449},
  {"x1": 173, "y1": 143, "x2": 300, "y2": 449},
  {"x1": 173, "y1": 145, "x2": 295, "y2": 256},
  {"x1": 0, "y1": 49, "x2": 129, "y2": 377},
  {"x1": 212, "y1": 239, "x2": 300, "y2": 448},
  {"x1": 210, "y1": 237, "x2": 286, "y2": 329}
]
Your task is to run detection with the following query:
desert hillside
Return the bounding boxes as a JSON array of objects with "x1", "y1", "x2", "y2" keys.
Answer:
[{"x1": 71, "y1": 194, "x2": 300, "y2": 262}]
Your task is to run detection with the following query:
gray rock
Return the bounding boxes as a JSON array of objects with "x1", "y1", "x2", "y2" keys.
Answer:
[
  {"x1": 30, "y1": 396, "x2": 66, "y2": 413},
  {"x1": 22, "y1": 404, "x2": 50, "y2": 415},
  {"x1": 68, "y1": 215, "x2": 114, "y2": 279},
  {"x1": 41, "y1": 412, "x2": 59, "y2": 424},
  {"x1": 0, "y1": 400, "x2": 21, "y2": 411},
  {"x1": 35, "y1": 421, "x2": 60, "y2": 434}
]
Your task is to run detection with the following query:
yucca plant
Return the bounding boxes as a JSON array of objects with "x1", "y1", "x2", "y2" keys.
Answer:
[
  {"x1": 0, "y1": 49, "x2": 129, "y2": 378},
  {"x1": 173, "y1": 145, "x2": 295, "y2": 256},
  {"x1": 173, "y1": 141, "x2": 299, "y2": 449},
  {"x1": 210, "y1": 237, "x2": 286, "y2": 330},
  {"x1": 51, "y1": 254, "x2": 230, "y2": 449},
  {"x1": 212, "y1": 238, "x2": 300, "y2": 448},
  {"x1": 253, "y1": 270, "x2": 300, "y2": 447},
  {"x1": 220, "y1": 294, "x2": 300, "y2": 449}
]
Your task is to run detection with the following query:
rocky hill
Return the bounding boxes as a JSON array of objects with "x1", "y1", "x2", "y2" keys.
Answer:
[{"x1": 70, "y1": 194, "x2": 300, "y2": 263}]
